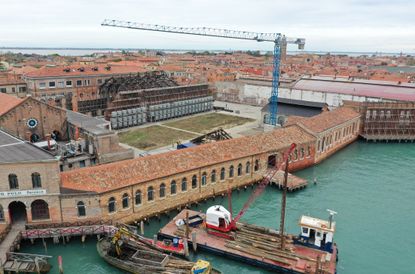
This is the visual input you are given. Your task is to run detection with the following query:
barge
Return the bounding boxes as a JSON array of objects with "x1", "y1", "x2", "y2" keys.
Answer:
[{"x1": 158, "y1": 209, "x2": 338, "y2": 274}]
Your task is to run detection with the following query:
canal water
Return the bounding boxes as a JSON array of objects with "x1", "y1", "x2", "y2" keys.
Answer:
[{"x1": 21, "y1": 141, "x2": 415, "y2": 274}]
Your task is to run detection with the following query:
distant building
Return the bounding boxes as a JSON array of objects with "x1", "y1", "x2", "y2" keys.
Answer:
[
  {"x1": 78, "y1": 71, "x2": 214, "y2": 129},
  {"x1": 0, "y1": 72, "x2": 27, "y2": 97},
  {"x1": 23, "y1": 64, "x2": 146, "y2": 110},
  {"x1": 215, "y1": 76, "x2": 415, "y2": 108}
]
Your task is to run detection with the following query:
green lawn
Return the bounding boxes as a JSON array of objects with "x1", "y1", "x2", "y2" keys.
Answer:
[
  {"x1": 163, "y1": 113, "x2": 255, "y2": 133},
  {"x1": 119, "y1": 125, "x2": 198, "y2": 150}
]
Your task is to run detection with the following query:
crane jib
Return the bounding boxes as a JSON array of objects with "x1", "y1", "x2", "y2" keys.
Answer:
[{"x1": 101, "y1": 19, "x2": 305, "y2": 126}]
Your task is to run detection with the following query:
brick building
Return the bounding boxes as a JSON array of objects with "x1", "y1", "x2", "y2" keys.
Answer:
[
  {"x1": 285, "y1": 107, "x2": 361, "y2": 163},
  {"x1": 60, "y1": 124, "x2": 316, "y2": 223},
  {"x1": 0, "y1": 73, "x2": 27, "y2": 97},
  {"x1": 0, "y1": 130, "x2": 61, "y2": 224},
  {"x1": 0, "y1": 93, "x2": 67, "y2": 142},
  {"x1": 23, "y1": 64, "x2": 146, "y2": 110},
  {"x1": 0, "y1": 105, "x2": 362, "y2": 226},
  {"x1": 0, "y1": 93, "x2": 133, "y2": 170}
]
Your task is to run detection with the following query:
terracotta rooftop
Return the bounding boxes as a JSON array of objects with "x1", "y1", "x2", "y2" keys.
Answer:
[
  {"x1": 286, "y1": 107, "x2": 361, "y2": 134},
  {"x1": 0, "y1": 93, "x2": 23, "y2": 116},
  {"x1": 60, "y1": 125, "x2": 315, "y2": 193},
  {"x1": 24, "y1": 64, "x2": 146, "y2": 78}
]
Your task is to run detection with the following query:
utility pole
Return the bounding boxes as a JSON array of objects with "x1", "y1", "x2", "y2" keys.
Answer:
[{"x1": 279, "y1": 157, "x2": 289, "y2": 250}]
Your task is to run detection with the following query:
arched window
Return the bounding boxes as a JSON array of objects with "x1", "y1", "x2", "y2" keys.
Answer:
[
  {"x1": 229, "y1": 165, "x2": 234, "y2": 178},
  {"x1": 108, "y1": 197, "x2": 116, "y2": 213},
  {"x1": 135, "y1": 190, "x2": 142, "y2": 205},
  {"x1": 31, "y1": 173, "x2": 42, "y2": 188},
  {"x1": 294, "y1": 149, "x2": 298, "y2": 160},
  {"x1": 192, "y1": 175, "x2": 198, "y2": 189},
  {"x1": 31, "y1": 200, "x2": 50, "y2": 220},
  {"x1": 307, "y1": 146, "x2": 311, "y2": 157},
  {"x1": 211, "y1": 170, "x2": 216, "y2": 183},
  {"x1": 181, "y1": 178, "x2": 187, "y2": 191},
  {"x1": 160, "y1": 183, "x2": 166, "y2": 198},
  {"x1": 147, "y1": 186, "x2": 154, "y2": 201},
  {"x1": 237, "y1": 164, "x2": 242, "y2": 176},
  {"x1": 122, "y1": 193, "x2": 129, "y2": 208},
  {"x1": 171, "y1": 180, "x2": 177, "y2": 195},
  {"x1": 0, "y1": 205, "x2": 4, "y2": 221},
  {"x1": 300, "y1": 148, "x2": 305, "y2": 159},
  {"x1": 246, "y1": 162, "x2": 250, "y2": 174},
  {"x1": 201, "y1": 172, "x2": 207, "y2": 186},
  {"x1": 77, "y1": 201, "x2": 86, "y2": 217},
  {"x1": 8, "y1": 174, "x2": 18, "y2": 190},
  {"x1": 254, "y1": 160, "x2": 259, "y2": 171},
  {"x1": 220, "y1": 168, "x2": 225, "y2": 180}
]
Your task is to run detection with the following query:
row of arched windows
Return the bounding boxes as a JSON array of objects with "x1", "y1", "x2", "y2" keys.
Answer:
[
  {"x1": 106, "y1": 160, "x2": 261, "y2": 213},
  {"x1": 7, "y1": 173, "x2": 42, "y2": 190}
]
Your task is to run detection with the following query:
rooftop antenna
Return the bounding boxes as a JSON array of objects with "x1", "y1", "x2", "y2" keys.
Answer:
[{"x1": 327, "y1": 209, "x2": 337, "y2": 229}]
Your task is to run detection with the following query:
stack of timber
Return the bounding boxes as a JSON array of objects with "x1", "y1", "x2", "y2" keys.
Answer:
[{"x1": 225, "y1": 222, "x2": 317, "y2": 267}]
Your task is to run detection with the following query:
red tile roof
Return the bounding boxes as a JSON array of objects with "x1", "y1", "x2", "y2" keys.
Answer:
[
  {"x1": 286, "y1": 107, "x2": 361, "y2": 134},
  {"x1": 24, "y1": 65, "x2": 146, "y2": 78},
  {"x1": 0, "y1": 94, "x2": 23, "y2": 116},
  {"x1": 60, "y1": 125, "x2": 315, "y2": 193}
]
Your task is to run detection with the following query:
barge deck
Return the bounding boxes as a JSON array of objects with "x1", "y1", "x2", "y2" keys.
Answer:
[{"x1": 158, "y1": 209, "x2": 337, "y2": 274}]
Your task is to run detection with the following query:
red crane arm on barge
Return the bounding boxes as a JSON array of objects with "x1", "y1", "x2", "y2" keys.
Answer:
[{"x1": 228, "y1": 143, "x2": 297, "y2": 230}]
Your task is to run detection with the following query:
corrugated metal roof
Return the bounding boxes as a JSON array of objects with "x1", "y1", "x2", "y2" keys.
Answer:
[
  {"x1": 293, "y1": 77, "x2": 415, "y2": 101},
  {"x1": 0, "y1": 130, "x2": 56, "y2": 164}
]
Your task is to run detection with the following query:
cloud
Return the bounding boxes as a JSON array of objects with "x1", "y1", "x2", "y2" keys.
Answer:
[{"x1": 0, "y1": 0, "x2": 414, "y2": 52}]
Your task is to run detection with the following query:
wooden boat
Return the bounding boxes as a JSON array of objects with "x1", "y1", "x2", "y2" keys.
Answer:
[
  {"x1": 119, "y1": 224, "x2": 186, "y2": 257},
  {"x1": 97, "y1": 237, "x2": 197, "y2": 274}
]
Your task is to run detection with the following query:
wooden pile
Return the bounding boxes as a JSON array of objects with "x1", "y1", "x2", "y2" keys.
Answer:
[{"x1": 224, "y1": 222, "x2": 316, "y2": 267}]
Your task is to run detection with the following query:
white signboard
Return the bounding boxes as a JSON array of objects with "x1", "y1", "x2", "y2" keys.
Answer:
[{"x1": 0, "y1": 189, "x2": 46, "y2": 198}]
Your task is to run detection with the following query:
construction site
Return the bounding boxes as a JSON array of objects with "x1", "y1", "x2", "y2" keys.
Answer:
[
  {"x1": 77, "y1": 71, "x2": 213, "y2": 129},
  {"x1": 360, "y1": 101, "x2": 415, "y2": 141}
]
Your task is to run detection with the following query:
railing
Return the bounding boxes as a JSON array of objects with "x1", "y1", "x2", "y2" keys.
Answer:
[
  {"x1": 6, "y1": 252, "x2": 51, "y2": 264},
  {"x1": 25, "y1": 219, "x2": 113, "y2": 230},
  {"x1": 21, "y1": 224, "x2": 117, "y2": 240},
  {"x1": 0, "y1": 223, "x2": 12, "y2": 244},
  {"x1": 8, "y1": 232, "x2": 22, "y2": 253}
]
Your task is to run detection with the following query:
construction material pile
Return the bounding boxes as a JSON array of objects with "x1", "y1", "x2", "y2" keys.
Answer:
[{"x1": 225, "y1": 222, "x2": 317, "y2": 266}]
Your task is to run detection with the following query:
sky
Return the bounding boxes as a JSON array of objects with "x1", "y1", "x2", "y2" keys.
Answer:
[{"x1": 0, "y1": 0, "x2": 414, "y2": 53}]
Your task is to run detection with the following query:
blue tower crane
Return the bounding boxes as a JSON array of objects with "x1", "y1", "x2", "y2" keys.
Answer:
[{"x1": 101, "y1": 19, "x2": 305, "y2": 126}]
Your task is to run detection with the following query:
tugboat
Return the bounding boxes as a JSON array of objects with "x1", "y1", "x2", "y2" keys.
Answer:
[{"x1": 296, "y1": 210, "x2": 337, "y2": 254}]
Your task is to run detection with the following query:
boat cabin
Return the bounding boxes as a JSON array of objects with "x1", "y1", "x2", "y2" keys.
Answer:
[
  {"x1": 298, "y1": 215, "x2": 336, "y2": 253},
  {"x1": 205, "y1": 205, "x2": 232, "y2": 232}
]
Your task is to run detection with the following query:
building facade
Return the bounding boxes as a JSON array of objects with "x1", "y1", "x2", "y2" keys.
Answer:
[
  {"x1": 0, "y1": 106, "x2": 362, "y2": 226},
  {"x1": 0, "y1": 130, "x2": 61, "y2": 225}
]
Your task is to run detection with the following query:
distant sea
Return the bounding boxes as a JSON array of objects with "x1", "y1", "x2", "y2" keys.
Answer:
[{"x1": 1, "y1": 47, "x2": 414, "y2": 57}]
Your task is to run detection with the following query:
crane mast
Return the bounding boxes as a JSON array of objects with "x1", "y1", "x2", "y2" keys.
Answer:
[{"x1": 101, "y1": 19, "x2": 305, "y2": 126}]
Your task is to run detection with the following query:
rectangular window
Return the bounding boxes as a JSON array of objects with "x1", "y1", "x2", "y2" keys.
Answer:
[
  {"x1": 66, "y1": 80, "x2": 72, "y2": 87},
  {"x1": 18, "y1": 86, "x2": 26, "y2": 92},
  {"x1": 76, "y1": 80, "x2": 82, "y2": 86},
  {"x1": 80, "y1": 160, "x2": 86, "y2": 168},
  {"x1": 84, "y1": 79, "x2": 90, "y2": 86},
  {"x1": 11, "y1": 87, "x2": 15, "y2": 93},
  {"x1": 39, "y1": 82, "x2": 46, "y2": 89},
  {"x1": 0, "y1": 88, "x2": 6, "y2": 93},
  {"x1": 97, "y1": 79, "x2": 102, "y2": 84},
  {"x1": 49, "y1": 81, "x2": 56, "y2": 88},
  {"x1": 57, "y1": 81, "x2": 65, "y2": 88},
  {"x1": 302, "y1": 227, "x2": 308, "y2": 234}
]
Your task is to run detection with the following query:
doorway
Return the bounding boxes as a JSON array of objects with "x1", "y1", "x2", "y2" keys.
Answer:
[
  {"x1": 8, "y1": 201, "x2": 27, "y2": 223},
  {"x1": 268, "y1": 155, "x2": 277, "y2": 168}
]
